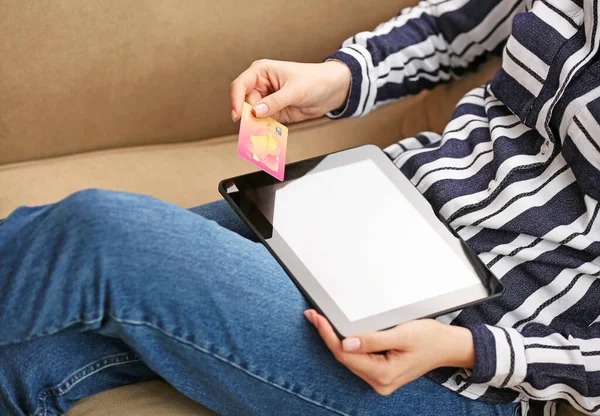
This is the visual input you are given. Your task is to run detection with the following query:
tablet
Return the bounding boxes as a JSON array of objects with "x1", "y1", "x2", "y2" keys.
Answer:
[{"x1": 219, "y1": 144, "x2": 503, "y2": 337}]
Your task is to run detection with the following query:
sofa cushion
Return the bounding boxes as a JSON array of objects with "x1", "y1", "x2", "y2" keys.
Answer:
[
  {"x1": 1, "y1": 96, "x2": 428, "y2": 219},
  {"x1": 67, "y1": 379, "x2": 218, "y2": 416},
  {"x1": 0, "y1": 99, "x2": 414, "y2": 218}
]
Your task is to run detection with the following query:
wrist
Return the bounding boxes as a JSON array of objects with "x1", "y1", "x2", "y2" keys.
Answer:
[
  {"x1": 322, "y1": 60, "x2": 351, "y2": 112},
  {"x1": 439, "y1": 324, "x2": 476, "y2": 369}
]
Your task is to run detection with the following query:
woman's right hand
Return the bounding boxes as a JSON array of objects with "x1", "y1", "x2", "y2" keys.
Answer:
[{"x1": 230, "y1": 60, "x2": 351, "y2": 124}]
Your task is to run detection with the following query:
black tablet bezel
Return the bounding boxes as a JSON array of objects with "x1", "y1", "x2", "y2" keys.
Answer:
[{"x1": 219, "y1": 144, "x2": 504, "y2": 338}]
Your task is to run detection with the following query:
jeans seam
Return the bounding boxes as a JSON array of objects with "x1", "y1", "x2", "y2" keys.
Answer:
[
  {"x1": 33, "y1": 352, "x2": 141, "y2": 416},
  {"x1": 109, "y1": 313, "x2": 353, "y2": 416},
  {"x1": 0, "y1": 316, "x2": 104, "y2": 348}
]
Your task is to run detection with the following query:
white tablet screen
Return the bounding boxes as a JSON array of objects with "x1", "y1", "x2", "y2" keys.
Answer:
[{"x1": 253, "y1": 159, "x2": 479, "y2": 322}]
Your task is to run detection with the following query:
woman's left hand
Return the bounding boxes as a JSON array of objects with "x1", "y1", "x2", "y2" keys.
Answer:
[{"x1": 304, "y1": 309, "x2": 476, "y2": 396}]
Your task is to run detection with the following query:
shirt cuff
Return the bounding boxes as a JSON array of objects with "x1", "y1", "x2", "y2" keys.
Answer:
[
  {"x1": 465, "y1": 324, "x2": 527, "y2": 388},
  {"x1": 324, "y1": 45, "x2": 376, "y2": 119}
]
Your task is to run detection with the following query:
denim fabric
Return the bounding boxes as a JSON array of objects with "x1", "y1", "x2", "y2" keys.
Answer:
[{"x1": 0, "y1": 190, "x2": 520, "y2": 416}]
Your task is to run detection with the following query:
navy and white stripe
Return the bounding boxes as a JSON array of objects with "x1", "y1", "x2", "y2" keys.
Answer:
[{"x1": 326, "y1": 1, "x2": 600, "y2": 415}]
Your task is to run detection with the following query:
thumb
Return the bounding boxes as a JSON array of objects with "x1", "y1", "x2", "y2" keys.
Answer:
[
  {"x1": 252, "y1": 86, "x2": 298, "y2": 118},
  {"x1": 342, "y1": 327, "x2": 408, "y2": 354}
]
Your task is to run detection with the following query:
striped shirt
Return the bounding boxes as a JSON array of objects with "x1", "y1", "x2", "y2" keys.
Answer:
[{"x1": 326, "y1": 1, "x2": 600, "y2": 415}]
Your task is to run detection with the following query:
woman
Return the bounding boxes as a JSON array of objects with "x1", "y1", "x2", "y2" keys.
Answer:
[{"x1": 1, "y1": 0, "x2": 598, "y2": 415}]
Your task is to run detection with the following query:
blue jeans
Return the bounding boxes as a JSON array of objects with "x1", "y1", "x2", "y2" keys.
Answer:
[{"x1": 0, "y1": 190, "x2": 519, "y2": 416}]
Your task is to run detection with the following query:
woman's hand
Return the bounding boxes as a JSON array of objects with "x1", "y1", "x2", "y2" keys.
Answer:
[
  {"x1": 230, "y1": 60, "x2": 351, "y2": 124},
  {"x1": 304, "y1": 309, "x2": 475, "y2": 396}
]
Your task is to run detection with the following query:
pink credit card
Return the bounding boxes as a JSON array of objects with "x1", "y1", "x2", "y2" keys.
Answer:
[{"x1": 237, "y1": 102, "x2": 288, "y2": 181}]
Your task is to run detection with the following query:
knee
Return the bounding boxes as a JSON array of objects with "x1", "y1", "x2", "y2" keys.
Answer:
[
  {"x1": 54, "y1": 188, "x2": 205, "y2": 249},
  {"x1": 53, "y1": 189, "x2": 158, "y2": 240},
  {"x1": 58, "y1": 188, "x2": 128, "y2": 222}
]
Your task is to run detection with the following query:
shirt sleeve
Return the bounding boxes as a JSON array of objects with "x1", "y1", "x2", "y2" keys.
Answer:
[
  {"x1": 325, "y1": 0, "x2": 526, "y2": 119},
  {"x1": 465, "y1": 321, "x2": 600, "y2": 415}
]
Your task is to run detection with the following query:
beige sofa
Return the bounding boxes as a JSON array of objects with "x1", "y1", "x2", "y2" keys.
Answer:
[{"x1": 0, "y1": 1, "x2": 584, "y2": 415}]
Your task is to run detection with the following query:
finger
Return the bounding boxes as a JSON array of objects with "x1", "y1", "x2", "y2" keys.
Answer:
[
  {"x1": 230, "y1": 69, "x2": 259, "y2": 121},
  {"x1": 310, "y1": 311, "x2": 342, "y2": 352},
  {"x1": 303, "y1": 309, "x2": 317, "y2": 325},
  {"x1": 253, "y1": 86, "x2": 298, "y2": 118},
  {"x1": 311, "y1": 312, "x2": 388, "y2": 374},
  {"x1": 342, "y1": 326, "x2": 409, "y2": 354},
  {"x1": 246, "y1": 90, "x2": 263, "y2": 106}
]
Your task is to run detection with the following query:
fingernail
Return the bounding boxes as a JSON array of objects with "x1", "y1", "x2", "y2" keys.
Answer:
[
  {"x1": 231, "y1": 109, "x2": 237, "y2": 122},
  {"x1": 253, "y1": 103, "x2": 268, "y2": 117},
  {"x1": 310, "y1": 312, "x2": 319, "y2": 326},
  {"x1": 303, "y1": 310, "x2": 314, "y2": 325},
  {"x1": 342, "y1": 337, "x2": 361, "y2": 352}
]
